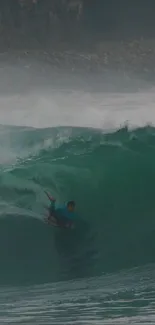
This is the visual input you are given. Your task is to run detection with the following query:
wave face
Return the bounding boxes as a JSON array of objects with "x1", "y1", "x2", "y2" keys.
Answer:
[{"x1": 0, "y1": 124, "x2": 155, "y2": 285}]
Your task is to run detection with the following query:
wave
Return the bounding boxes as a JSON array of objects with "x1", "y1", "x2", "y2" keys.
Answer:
[{"x1": 0, "y1": 125, "x2": 155, "y2": 285}]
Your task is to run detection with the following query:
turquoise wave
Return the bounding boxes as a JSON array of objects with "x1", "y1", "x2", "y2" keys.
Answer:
[{"x1": 0, "y1": 125, "x2": 155, "y2": 285}]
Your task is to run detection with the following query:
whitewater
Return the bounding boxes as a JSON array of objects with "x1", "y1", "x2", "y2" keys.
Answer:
[{"x1": 0, "y1": 56, "x2": 155, "y2": 324}]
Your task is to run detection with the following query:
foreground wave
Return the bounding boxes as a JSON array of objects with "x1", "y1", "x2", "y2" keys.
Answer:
[{"x1": 0, "y1": 125, "x2": 155, "y2": 285}]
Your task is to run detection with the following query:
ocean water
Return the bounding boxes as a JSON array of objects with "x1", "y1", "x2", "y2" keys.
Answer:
[{"x1": 0, "y1": 56, "x2": 155, "y2": 324}]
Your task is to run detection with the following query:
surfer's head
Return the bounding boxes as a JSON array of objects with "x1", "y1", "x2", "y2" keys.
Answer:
[{"x1": 67, "y1": 201, "x2": 75, "y2": 212}]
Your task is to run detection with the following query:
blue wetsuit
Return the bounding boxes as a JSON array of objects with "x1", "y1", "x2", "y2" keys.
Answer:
[{"x1": 49, "y1": 200, "x2": 75, "y2": 226}]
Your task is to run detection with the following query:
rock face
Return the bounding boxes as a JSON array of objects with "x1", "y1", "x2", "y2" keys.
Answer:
[
  {"x1": 0, "y1": 0, "x2": 84, "y2": 44},
  {"x1": 0, "y1": 0, "x2": 83, "y2": 28},
  {"x1": 65, "y1": 0, "x2": 83, "y2": 20},
  {"x1": 0, "y1": 1, "x2": 155, "y2": 78},
  {"x1": 0, "y1": 0, "x2": 155, "y2": 43}
]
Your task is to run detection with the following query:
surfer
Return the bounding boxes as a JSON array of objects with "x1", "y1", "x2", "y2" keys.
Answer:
[{"x1": 45, "y1": 191, "x2": 76, "y2": 228}]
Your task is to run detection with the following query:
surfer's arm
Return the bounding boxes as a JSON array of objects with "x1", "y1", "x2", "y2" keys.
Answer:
[{"x1": 44, "y1": 191, "x2": 56, "y2": 202}]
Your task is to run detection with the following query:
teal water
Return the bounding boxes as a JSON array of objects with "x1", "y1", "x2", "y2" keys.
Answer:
[
  {"x1": 0, "y1": 267, "x2": 155, "y2": 324},
  {"x1": 1, "y1": 124, "x2": 155, "y2": 323}
]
